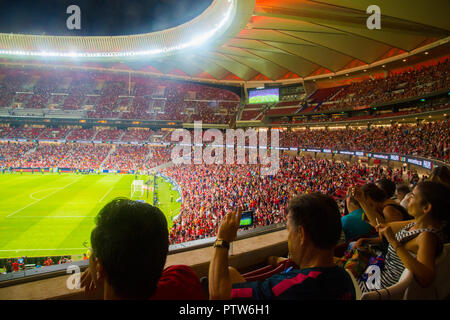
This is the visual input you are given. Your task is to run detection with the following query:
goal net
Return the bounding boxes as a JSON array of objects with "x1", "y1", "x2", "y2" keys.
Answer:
[{"x1": 131, "y1": 180, "x2": 145, "y2": 199}]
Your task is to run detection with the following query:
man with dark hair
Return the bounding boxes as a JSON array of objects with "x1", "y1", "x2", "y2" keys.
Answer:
[
  {"x1": 81, "y1": 197, "x2": 205, "y2": 300},
  {"x1": 87, "y1": 198, "x2": 168, "y2": 299},
  {"x1": 208, "y1": 193, "x2": 356, "y2": 300}
]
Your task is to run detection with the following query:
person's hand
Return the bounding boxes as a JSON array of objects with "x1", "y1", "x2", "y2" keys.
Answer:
[
  {"x1": 80, "y1": 267, "x2": 104, "y2": 299},
  {"x1": 80, "y1": 268, "x2": 96, "y2": 293},
  {"x1": 402, "y1": 193, "x2": 413, "y2": 207},
  {"x1": 267, "y1": 256, "x2": 287, "y2": 267},
  {"x1": 376, "y1": 223, "x2": 397, "y2": 246},
  {"x1": 217, "y1": 208, "x2": 242, "y2": 243},
  {"x1": 353, "y1": 238, "x2": 366, "y2": 249},
  {"x1": 350, "y1": 186, "x2": 366, "y2": 204}
]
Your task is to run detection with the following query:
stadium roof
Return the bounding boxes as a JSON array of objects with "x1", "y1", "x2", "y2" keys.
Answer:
[{"x1": 0, "y1": 0, "x2": 449, "y2": 85}]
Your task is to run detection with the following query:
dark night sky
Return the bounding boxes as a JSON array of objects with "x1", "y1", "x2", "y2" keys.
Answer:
[{"x1": 0, "y1": 0, "x2": 213, "y2": 36}]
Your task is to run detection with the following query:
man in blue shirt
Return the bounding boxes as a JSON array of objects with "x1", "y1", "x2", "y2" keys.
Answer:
[
  {"x1": 208, "y1": 193, "x2": 356, "y2": 300},
  {"x1": 341, "y1": 194, "x2": 373, "y2": 241}
]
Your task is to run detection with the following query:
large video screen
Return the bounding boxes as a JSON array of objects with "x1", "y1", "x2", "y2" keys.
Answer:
[{"x1": 248, "y1": 88, "x2": 279, "y2": 104}]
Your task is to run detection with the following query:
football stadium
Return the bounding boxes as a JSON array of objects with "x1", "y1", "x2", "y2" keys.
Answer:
[{"x1": 0, "y1": 0, "x2": 449, "y2": 306}]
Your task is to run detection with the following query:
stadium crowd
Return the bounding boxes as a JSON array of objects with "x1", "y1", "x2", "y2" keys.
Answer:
[
  {"x1": 164, "y1": 154, "x2": 406, "y2": 244},
  {"x1": 102, "y1": 145, "x2": 151, "y2": 172},
  {"x1": 1, "y1": 120, "x2": 449, "y2": 167},
  {"x1": 280, "y1": 120, "x2": 450, "y2": 162},
  {"x1": 0, "y1": 68, "x2": 240, "y2": 124},
  {"x1": 316, "y1": 58, "x2": 450, "y2": 112},
  {"x1": 0, "y1": 142, "x2": 112, "y2": 169}
]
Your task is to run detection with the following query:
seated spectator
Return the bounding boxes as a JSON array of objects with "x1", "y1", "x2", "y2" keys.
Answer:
[
  {"x1": 208, "y1": 193, "x2": 356, "y2": 300},
  {"x1": 80, "y1": 198, "x2": 205, "y2": 300},
  {"x1": 376, "y1": 178, "x2": 397, "y2": 201},
  {"x1": 35, "y1": 262, "x2": 42, "y2": 269},
  {"x1": 402, "y1": 166, "x2": 450, "y2": 212},
  {"x1": 357, "y1": 181, "x2": 450, "y2": 293},
  {"x1": 5, "y1": 260, "x2": 13, "y2": 273},
  {"x1": 341, "y1": 192, "x2": 373, "y2": 241},
  {"x1": 396, "y1": 183, "x2": 411, "y2": 209},
  {"x1": 12, "y1": 259, "x2": 20, "y2": 272},
  {"x1": 150, "y1": 265, "x2": 206, "y2": 300},
  {"x1": 429, "y1": 166, "x2": 450, "y2": 189},
  {"x1": 44, "y1": 257, "x2": 53, "y2": 267},
  {"x1": 17, "y1": 257, "x2": 24, "y2": 268},
  {"x1": 347, "y1": 183, "x2": 412, "y2": 252},
  {"x1": 352, "y1": 183, "x2": 409, "y2": 227}
]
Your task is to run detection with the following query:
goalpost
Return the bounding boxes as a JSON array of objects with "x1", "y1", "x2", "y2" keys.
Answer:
[{"x1": 131, "y1": 180, "x2": 145, "y2": 199}]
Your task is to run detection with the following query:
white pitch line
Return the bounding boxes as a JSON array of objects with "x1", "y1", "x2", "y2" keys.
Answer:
[
  {"x1": 7, "y1": 216, "x2": 96, "y2": 219},
  {"x1": 6, "y1": 179, "x2": 80, "y2": 218},
  {"x1": 99, "y1": 186, "x2": 114, "y2": 202},
  {"x1": 29, "y1": 188, "x2": 58, "y2": 201},
  {"x1": 0, "y1": 248, "x2": 86, "y2": 252}
]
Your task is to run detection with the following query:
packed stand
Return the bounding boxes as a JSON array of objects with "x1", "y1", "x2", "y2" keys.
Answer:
[
  {"x1": 279, "y1": 121, "x2": 450, "y2": 162},
  {"x1": 0, "y1": 67, "x2": 240, "y2": 123},
  {"x1": 1, "y1": 142, "x2": 112, "y2": 169},
  {"x1": 102, "y1": 145, "x2": 151, "y2": 171},
  {"x1": 316, "y1": 59, "x2": 450, "y2": 112},
  {"x1": 164, "y1": 154, "x2": 405, "y2": 244}
]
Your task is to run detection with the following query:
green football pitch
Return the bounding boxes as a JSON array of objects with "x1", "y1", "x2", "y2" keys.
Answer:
[
  {"x1": 249, "y1": 94, "x2": 279, "y2": 104},
  {"x1": 0, "y1": 173, "x2": 181, "y2": 259}
]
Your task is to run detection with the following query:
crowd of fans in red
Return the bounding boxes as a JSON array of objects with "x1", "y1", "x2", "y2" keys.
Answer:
[
  {"x1": 279, "y1": 120, "x2": 449, "y2": 162},
  {"x1": 1, "y1": 58, "x2": 448, "y2": 126},
  {"x1": 0, "y1": 68, "x2": 240, "y2": 124},
  {"x1": 314, "y1": 59, "x2": 450, "y2": 113},
  {"x1": 1, "y1": 142, "x2": 111, "y2": 169},
  {"x1": 102, "y1": 145, "x2": 151, "y2": 172},
  {"x1": 164, "y1": 155, "x2": 405, "y2": 244},
  {"x1": 0, "y1": 120, "x2": 448, "y2": 171},
  {"x1": 0, "y1": 125, "x2": 437, "y2": 246}
]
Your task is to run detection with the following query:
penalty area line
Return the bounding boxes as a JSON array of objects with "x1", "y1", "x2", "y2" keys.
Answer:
[
  {"x1": 99, "y1": 186, "x2": 114, "y2": 203},
  {"x1": 29, "y1": 188, "x2": 58, "y2": 201},
  {"x1": 6, "y1": 179, "x2": 81, "y2": 218}
]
